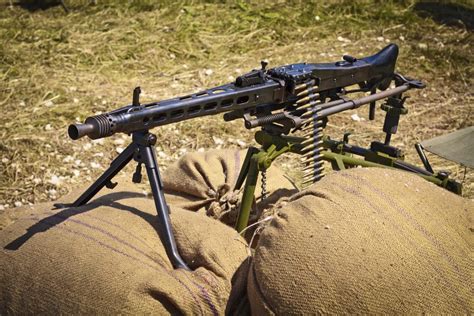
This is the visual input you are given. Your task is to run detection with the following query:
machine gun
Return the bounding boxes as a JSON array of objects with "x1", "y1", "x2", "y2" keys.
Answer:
[{"x1": 63, "y1": 44, "x2": 461, "y2": 270}]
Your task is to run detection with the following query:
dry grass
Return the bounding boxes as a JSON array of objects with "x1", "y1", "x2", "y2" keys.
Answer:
[{"x1": 0, "y1": 0, "x2": 473, "y2": 209}]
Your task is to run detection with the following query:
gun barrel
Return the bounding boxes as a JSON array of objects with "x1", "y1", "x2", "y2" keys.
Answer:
[
  {"x1": 68, "y1": 123, "x2": 94, "y2": 140},
  {"x1": 319, "y1": 84, "x2": 410, "y2": 117},
  {"x1": 68, "y1": 80, "x2": 282, "y2": 140},
  {"x1": 67, "y1": 114, "x2": 115, "y2": 140},
  {"x1": 244, "y1": 84, "x2": 411, "y2": 130}
]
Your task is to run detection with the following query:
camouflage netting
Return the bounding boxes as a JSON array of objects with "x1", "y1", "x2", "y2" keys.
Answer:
[
  {"x1": 162, "y1": 149, "x2": 297, "y2": 226},
  {"x1": 0, "y1": 177, "x2": 249, "y2": 314},
  {"x1": 248, "y1": 167, "x2": 474, "y2": 314}
]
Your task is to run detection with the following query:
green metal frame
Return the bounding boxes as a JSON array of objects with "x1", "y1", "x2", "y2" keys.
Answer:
[
  {"x1": 234, "y1": 131, "x2": 303, "y2": 232},
  {"x1": 234, "y1": 130, "x2": 462, "y2": 233}
]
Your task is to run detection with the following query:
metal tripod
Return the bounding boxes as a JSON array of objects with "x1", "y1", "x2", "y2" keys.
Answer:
[{"x1": 58, "y1": 130, "x2": 189, "y2": 270}]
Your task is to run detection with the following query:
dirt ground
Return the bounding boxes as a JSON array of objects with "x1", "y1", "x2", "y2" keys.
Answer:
[{"x1": 0, "y1": 0, "x2": 472, "y2": 210}]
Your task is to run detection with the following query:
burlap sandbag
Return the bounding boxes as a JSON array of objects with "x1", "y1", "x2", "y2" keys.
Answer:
[
  {"x1": 0, "y1": 177, "x2": 249, "y2": 315},
  {"x1": 163, "y1": 149, "x2": 297, "y2": 225},
  {"x1": 248, "y1": 167, "x2": 473, "y2": 314}
]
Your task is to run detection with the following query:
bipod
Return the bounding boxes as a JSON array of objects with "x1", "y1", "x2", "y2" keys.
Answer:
[{"x1": 55, "y1": 130, "x2": 190, "y2": 270}]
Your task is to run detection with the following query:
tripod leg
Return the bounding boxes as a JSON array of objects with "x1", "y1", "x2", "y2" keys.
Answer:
[
  {"x1": 235, "y1": 153, "x2": 260, "y2": 233},
  {"x1": 139, "y1": 144, "x2": 190, "y2": 270},
  {"x1": 234, "y1": 147, "x2": 259, "y2": 191},
  {"x1": 70, "y1": 142, "x2": 137, "y2": 207}
]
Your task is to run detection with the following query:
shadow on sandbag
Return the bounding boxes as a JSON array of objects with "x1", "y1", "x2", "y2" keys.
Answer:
[{"x1": 3, "y1": 191, "x2": 156, "y2": 251}]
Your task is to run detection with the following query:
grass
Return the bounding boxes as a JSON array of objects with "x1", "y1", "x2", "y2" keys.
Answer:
[{"x1": 0, "y1": 0, "x2": 473, "y2": 209}]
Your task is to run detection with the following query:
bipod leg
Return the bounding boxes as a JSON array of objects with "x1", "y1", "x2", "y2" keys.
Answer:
[
  {"x1": 136, "y1": 133, "x2": 189, "y2": 270},
  {"x1": 55, "y1": 142, "x2": 137, "y2": 209}
]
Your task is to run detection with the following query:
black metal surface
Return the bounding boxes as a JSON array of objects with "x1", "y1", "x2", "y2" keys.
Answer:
[
  {"x1": 415, "y1": 143, "x2": 435, "y2": 173},
  {"x1": 370, "y1": 141, "x2": 403, "y2": 158},
  {"x1": 69, "y1": 81, "x2": 282, "y2": 140},
  {"x1": 268, "y1": 44, "x2": 398, "y2": 91},
  {"x1": 369, "y1": 87, "x2": 376, "y2": 120},
  {"x1": 69, "y1": 44, "x2": 403, "y2": 141},
  {"x1": 393, "y1": 159, "x2": 434, "y2": 176},
  {"x1": 318, "y1": 84, "x2": 411, "y2": 118}
]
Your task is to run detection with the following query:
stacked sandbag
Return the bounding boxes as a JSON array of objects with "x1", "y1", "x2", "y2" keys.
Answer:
[
  {"x1": 162, "y1": 149, "x2": 297, "y2": 225},
  {"x1": 248, "y1": 167, "x2": 473, "y2": 314},
  {"x1": 0, "y1": 177, "x2": 249, "y2": 314},
  {"x1": 0, "y1": 205, "x2": 27, "y2": 231}
]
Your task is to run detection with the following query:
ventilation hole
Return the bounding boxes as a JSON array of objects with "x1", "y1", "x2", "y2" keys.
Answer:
[
  {"x1": 195, "y1": 92, "x2": 208, "y2": 98},
  {"x1": 153, "y1": 114, "x2": 166, "y2": 122},
  {"x1": 237, "y1": 95, "x2": 249, "y2": 104},
  {"x1": 204, "y1": 102, "x2": 218, "y2": 111},
  {"x1": 179, "y1": 95, "x2": 192, "y2": 100},
  {"x1": 171, "y1": 109, "x2": 184, "y2": 118},
  {"x1": 212, "y1": 89, "x2": 226, "y2": 94},
  {"x1": 221, "y1": 99, "x2": 233, "y2": 107},
  {"x1": 188, "y1": 105, "x2": 201, "y2": 114}
]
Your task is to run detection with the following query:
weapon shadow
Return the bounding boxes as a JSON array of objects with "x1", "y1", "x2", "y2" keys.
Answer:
[
  {"x1": 414, "y1": 2, "x2": 474, "y2": 30},
  {"x1": 4, "y1": 187, "x2": 299, "y2": 251},
  {"x1": 4, "y1": 191, "x2": 159, "y2": 251},
  {"x1": 5, "y1": 0, "x2": 68, "y2": 12}
]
